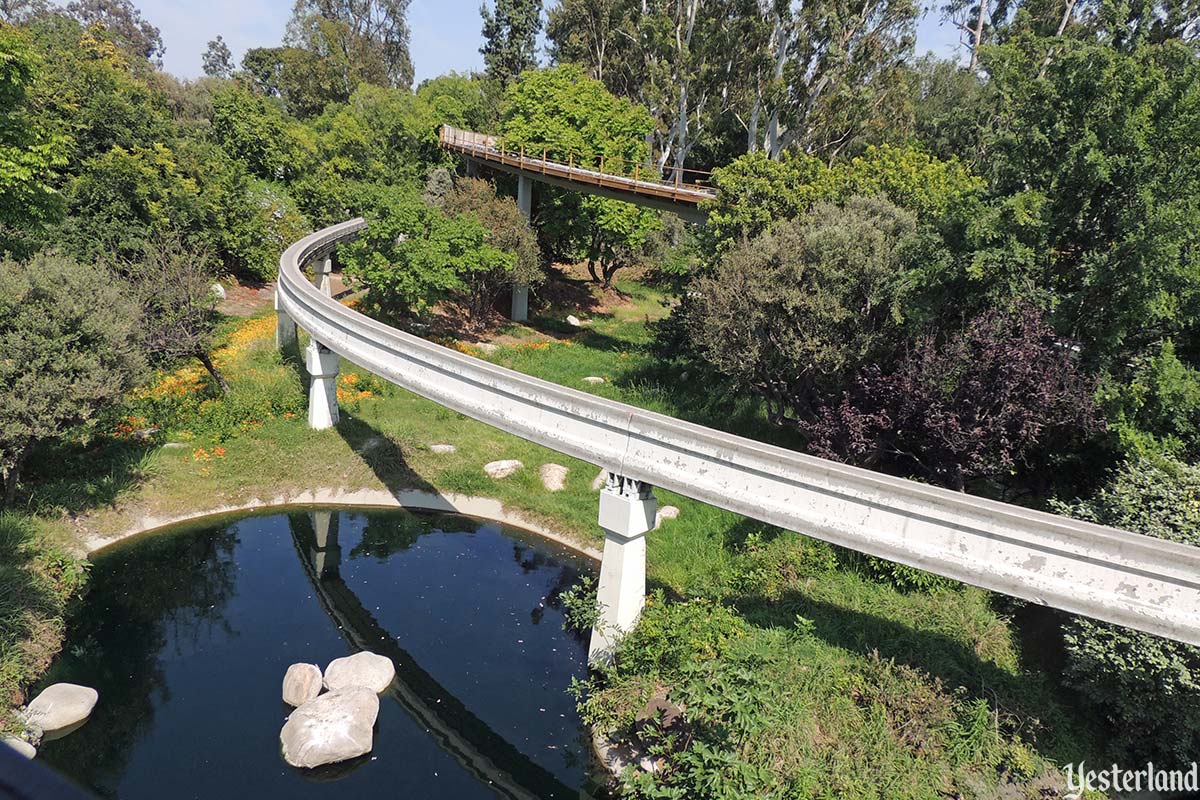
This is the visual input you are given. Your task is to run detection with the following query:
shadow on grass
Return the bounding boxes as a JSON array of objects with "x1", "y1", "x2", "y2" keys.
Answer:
[
  {"x1": 20, "y1": 437, "x2": 158, "y2": 519},
  {"x1": 730, "y1": 587, "x2": 1095, "y2": 764}
]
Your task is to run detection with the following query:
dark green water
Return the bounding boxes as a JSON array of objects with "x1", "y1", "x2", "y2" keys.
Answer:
[{"x1": 37, "y1": 509, "x2": 601, "y2": 799}]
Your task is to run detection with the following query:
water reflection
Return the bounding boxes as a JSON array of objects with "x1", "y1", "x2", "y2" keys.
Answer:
[{"x1": 39, "y1": 510, "x2": 598, "y2": 800}]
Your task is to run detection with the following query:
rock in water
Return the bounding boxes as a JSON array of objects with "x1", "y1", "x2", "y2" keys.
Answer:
[
  {"x1": 540, "y1": 463, "x2": 569, "y2": 492},
  {"x1": 22, "y1": 684, "x2": 98, "y2": 740},
  {"x1": 484, "y1": 459, "x2": 523, "y2": 479},
  {"x1": 282, "y1": 663, "x2": 323, "y2": 707},
  {"x1": 323, "y1": 652, "x2": 396, "y2": 694},
  {"x1": 2, "y1": 736, "x2": 35, "y2": 759},
  {"x1": 279, "y1": 689, "x2": 379, "y2": 769}
]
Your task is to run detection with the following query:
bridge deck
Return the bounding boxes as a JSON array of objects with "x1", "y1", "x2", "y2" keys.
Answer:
[{"x1": 439, "y1": 125, "x2": 716, "y2": 209}]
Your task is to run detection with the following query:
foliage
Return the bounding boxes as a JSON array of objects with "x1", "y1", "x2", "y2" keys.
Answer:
[
  {"x1": 0, "y1": 512, "x2": 88, "y2": 733},
  {"x1": 64, "y1": 0, "x2": 163, "y2": 64},
  {"x1": 0, "y1": 254, "x2": 144, "y2": 505},
  {"x1": 211, "y1": 85, "x2": 313, "y2": 182},
  {"x1": 341, "y1": 184, "x2": 514, "y2": 316},
  {"x1": 501, "y1": 64, "x2": 661, "y2": 281},
  {"x1": 126, "y1": 235, "x2": 228, "y2": 392},
  {"x1": 978, "y1": 37, "x2": 1200, "y2": 366},
  {"x1": 1053, "y1": 454, "x2": 1200, "y2": 767},
  {"x1": 1099, "y1": 340, "x2": 1200, "y2": 461},
  {"x1": 201, "y1": 35, "x2": 233, "y2": 78},
  {"x1": 288, "y1": 0, "x2": 413, "y2": 90},
  {"x1": 480, "y1": 0, "x2": 541, "y2": 87},
  {"x1": 0, "y1": 23, "x2": 65, "y2": 258},
  {"x1": 440, "y1": 176, "x2": 541, "y2": 324},
  {"x1": 686, "y1": 197, "x2": 921, "y2": 428},
  {"x1": 802, "y1": 303, "x2": 1103, "y2": 490}
]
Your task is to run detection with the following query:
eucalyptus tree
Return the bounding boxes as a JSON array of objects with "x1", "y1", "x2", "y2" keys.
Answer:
[
  {"x1": 201, "y1": 35, "x2": 234, "y2": 78},
  {"x1": 64, "y1": 0, "x2": 164, "y2": 65},
  {"x1": 480, "y1": 0, "x2": 543, "y2": 87},
  {"x1": 288, "y1": 0, "x2": 414, "y2": 89}
]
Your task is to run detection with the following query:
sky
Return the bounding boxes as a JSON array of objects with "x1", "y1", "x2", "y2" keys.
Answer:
[{"x1": 130, "y1": 0, "x2": 963, "y2": 85}]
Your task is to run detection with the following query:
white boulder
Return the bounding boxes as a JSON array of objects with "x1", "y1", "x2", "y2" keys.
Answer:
[
  {"x1": 2, "y1": 736, "x2": 35, "y2": 759},
  {"x1": 484, "y1": 459, "x2": 523, "y2": 479},
  {"x1": 540, "y1": 463, "x2": 569, "y2": 492},
  {"x1": 323, "y1": 651, "x2": 395, "y2": 694},
  {"x1": 21, "y1": 683, "x2": 98, "y2": 740},
  {"x1": 582, "y1": 376, "x2": 605, "y2": 384},
  {"x1": 566, "y1": 315, "x2": 582, "y2": 327},
  {"x1": 429, "y1": 443, "x2": 457, "y2": 454},
  {"x1": 282, "y1": 663, "x2": 323, "y2": 708},
  {"x1": 655, "y1": 505, "x2": 681, "y2": 528},
  {"x1": 476, "y1": 342, "x2": 499, "y2": 354},
  {"x1": 210, "y1": 283, "x2": 227, "y2": 300},
  {"x1": 279, "y1": 688, "x2": 379, "y2": 769}
]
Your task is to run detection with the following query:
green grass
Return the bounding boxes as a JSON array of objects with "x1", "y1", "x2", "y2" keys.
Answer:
[{"x1": 1, "y1": 277, "x2": 1105, "y2": 794}]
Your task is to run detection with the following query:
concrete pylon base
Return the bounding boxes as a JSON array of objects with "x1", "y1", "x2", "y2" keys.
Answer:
[
  {"x1": 306, "y1": 341, "x2": 340, "y2": 430},
  {"x1": 589, "y1": 474, "x2": 657, "y2": 663}
]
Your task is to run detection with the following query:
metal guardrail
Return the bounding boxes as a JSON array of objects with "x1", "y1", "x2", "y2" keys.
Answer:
[
  {"x1": 278, "y1": 219, "x2": 1200, "y2": 646},
  {"x1": 438, "y1": 125, "x2": 717, "y2": 206}
]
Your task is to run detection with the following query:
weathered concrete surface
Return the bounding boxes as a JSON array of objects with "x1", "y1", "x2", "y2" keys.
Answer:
[
  {"x1": 277, "y1": 218, "x2": 1200, "y2": 646},
  {"x1": 280, "y1": 688, "x2": 379, "y2": 768},
  {"x1": 283, "y1": 663, "x2": 324, "y2": 707},
  {"x1": 323, "y1": 652, "x2": 395, "y2": 694}
]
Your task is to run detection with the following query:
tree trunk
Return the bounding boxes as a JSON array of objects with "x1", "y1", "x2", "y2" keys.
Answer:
[
  {"x1": 3, "y1": 441, "x2": 32, "y2": 508},
  {"x1": 969, "y1": 0, "x2": 989, "y2": 70},
  {"x1": 196, "y1": 350, "x2": 230, "y2": 395}
]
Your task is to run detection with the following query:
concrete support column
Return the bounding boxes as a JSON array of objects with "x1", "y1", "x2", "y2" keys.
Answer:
[
  {"x1": 589, "y1": 472, "x2": 657, "y2": 663},
  {"x1": 311, "y1": 511, "x2": 341, "y2": 579},
  {"x1": 274, "y1": 293, "x2": 297, "y2": 350},
  {"x1": 511, "y1": 174, "x2": 533, "y2": 322},
  {"x1": 314, "y1": 256, "x2": 333, "y2": 297},
  {"x1": 306, "y1": 340, "x2": 340, "y2": 430}
]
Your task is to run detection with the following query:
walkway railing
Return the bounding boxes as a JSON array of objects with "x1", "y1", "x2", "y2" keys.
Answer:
[
  {"x1": 278, "y1": 219, "x2": 1200, "y2": 649},
  {"x1": 438, "y1": 125, "x2": 717, "y2": 207}
]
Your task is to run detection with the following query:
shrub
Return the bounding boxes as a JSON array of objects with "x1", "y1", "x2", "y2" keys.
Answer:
[
  {"x1": 0, "y1": 254, "x2": 144, "y2": 505},
  {"x1": 1053, "y1": 454, "x2": 1200, "y2": 766},
  {"x1": 1100, "y1": 340, "x2": 1200, "y2": 462}
]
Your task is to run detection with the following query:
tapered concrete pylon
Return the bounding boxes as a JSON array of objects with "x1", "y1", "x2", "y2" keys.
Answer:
[
  {"x1": 589, "y1": 472, "x2": 657, "y2": 663},
  {"x1": 275, "y1": 293, "x2": 297, "y2": 349},
  {"x1": 314, "y1": 256, "x2": 333, "y2": 297},
  {"x1": 306, "y1": 340, "x2": 340, "y2": 430},
  {"x1": 511, "y1": 175, "x2": 533, "y2": 322}
]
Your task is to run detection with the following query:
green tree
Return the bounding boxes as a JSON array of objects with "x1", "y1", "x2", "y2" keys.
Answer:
[
  {"x1": 0, "y1": 23, "x2": 66, "y2": 258},
  {"x1": 128, "y1": 235, "x2": 229, "y2": 393},
  {"x1": 440, "y1": 176, "x2": 541, "y2": 325},
  {"x1": 201, "y1": 35, "x2": 233, "y2": 78},
  {"x1": 480, "y1": 0, "x2": 542, "y2": 87},
  {"x1": 1099, "y1": 340, "x2": 1200, "y2": 461},
  {"x1": 685, "y1": 197, "x2": 922, "y2": 427},
  {"x1": 978, "y1": 37, "x2": 1200, "y2": 366},
  {"x1": 288, "y1": 0, "x2": 413, "y2": 89},
  {"x1": 1053, "y1": 454, "x2": 1200, "y2": 767},
  {"x1": 500, "y1": 64, "x2": 661, "y2": 284},
  {"x1": 64, "y1": 0, "x2": 163, "y2": 65},
  {"x1": 210, "y1": 85, "x2": 314, "y2": 181},
  {"x1": 341, "y1": 185, "x2": 514, "y2": 316},
  {"x1": 0, "y1": 254, "x2": 144, "y2": 505}
]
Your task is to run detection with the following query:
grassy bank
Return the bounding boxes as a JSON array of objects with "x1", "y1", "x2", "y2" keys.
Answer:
[{"x1": 2, "y1": 274, "x2": 1104, "y2": 795}]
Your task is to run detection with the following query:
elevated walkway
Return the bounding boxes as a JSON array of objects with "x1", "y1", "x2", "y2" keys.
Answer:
[{"x1": 438, "y1": 125, "x2": 714, "y2": 223}]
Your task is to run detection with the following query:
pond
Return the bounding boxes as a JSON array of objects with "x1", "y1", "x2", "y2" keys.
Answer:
[{"x1": 37, "y1": 509, "x2": 603, "y2": 799}]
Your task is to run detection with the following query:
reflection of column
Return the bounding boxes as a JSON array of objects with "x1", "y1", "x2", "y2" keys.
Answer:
[
  {"x1": 589, "y1": 472, "x2": 656, "y2": 663},
  {"x1": 314, "y1": 256, "x2": 333, "y2": 297},
  {"x1": 306, "y1": 340, "x2": 340, "y2": 430},
  {"x1": 310, "y1": 511, "x2": 341, "y2": 579},
  {"x1": 511, "y1": 175, "x2": 532, "y2": 322}
]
